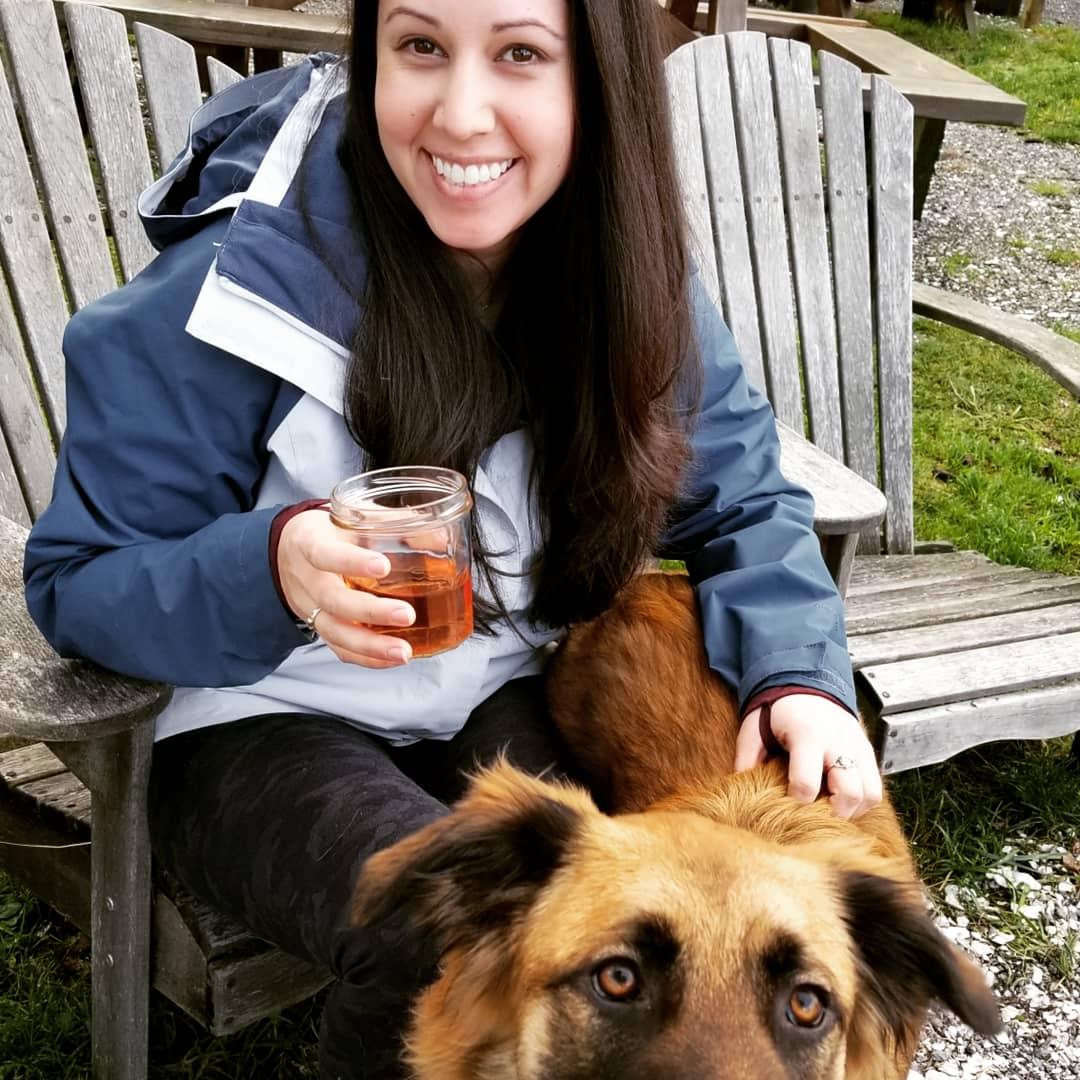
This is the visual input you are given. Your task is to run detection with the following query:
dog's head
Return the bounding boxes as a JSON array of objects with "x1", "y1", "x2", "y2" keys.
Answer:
[{"x1": 352, "y1": 763, "x2": 1000, "y2": 1080}]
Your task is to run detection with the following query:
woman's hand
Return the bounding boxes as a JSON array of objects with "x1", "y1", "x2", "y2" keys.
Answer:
[
  {"x1": 277, "y1": 509, "x2": 415, "y2": 668},
  {"x1": 734, "y1": 694, "x2": 882, "y2": 819}
]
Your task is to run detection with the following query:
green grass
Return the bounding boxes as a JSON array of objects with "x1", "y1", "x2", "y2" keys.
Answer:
[
  {"x1": 1029, "y1": 179, "x2": 1069, "y2": 197},
  {"x1": 861, "y1": 13, "x2": 1080, "y2": 144},
  {"x1": 1044, "y1": 247, "x2": 1080, "y2": 266},
  {"x1": 0, "y1": 873, "x2": 320, "y2": 1079},
  {"x1": 940, "y1": 251, "x2": 973, "y2": 278},
  {"x1": 911, "y1": 319, "x2": 1080, "y2": 575}
]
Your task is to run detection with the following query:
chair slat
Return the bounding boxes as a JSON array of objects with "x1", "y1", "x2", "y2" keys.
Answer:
[
  {"x1": 0, "y1": 49, "x2": 68, "y2": 436},
  {"x1": 0, "y1": 0, "x2": 117, "y2": 310},
  {"x1": 725, "y1": 32, "x2": 802, "y2": 431},
  {"x1": 690, "y1": 38, "x2": 765, "y2": 390},
  {"x1": 207, "y1": 56, "x2": 245, "y2": 96},
  {"x1": 135, "y1": 22, "x2": 203, "y2": 171},
  {"x1": 819, "y1": 52, "x2": 877, "y2": 489},
  {"x1": 870, "y1": 76, "x2": 914, "y2": 554},
  {"x1": 666, "y1": 46, "x2": 722, "y2": 310},
  {"x1": 0, "y1": 283, "x2": 55, "y2": 522},
  {"x1": 65, "y1": 3, "x2": 157, "y2": 283},
  {"x1": 768, "y1": 38, "x2": 843, "y2": 460}
]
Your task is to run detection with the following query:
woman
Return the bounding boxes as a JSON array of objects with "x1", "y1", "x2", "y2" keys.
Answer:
[{"x1": 24, "y1": 0, "x2": 881, "y2": 1074}]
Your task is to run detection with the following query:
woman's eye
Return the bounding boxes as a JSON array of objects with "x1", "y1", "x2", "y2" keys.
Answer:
[
  {"x1": 405, "y1": 37, "x2": 441, "y2": 57},
  {"x1": 785, "y1": 985, "x2": 828, "y2": 1028},
  {"x1": 592, "y1": 959, "x2": 641, "y2": 1002},
  {"x1": 502, "y1": 44, "x2": 540, "y2": 64}
]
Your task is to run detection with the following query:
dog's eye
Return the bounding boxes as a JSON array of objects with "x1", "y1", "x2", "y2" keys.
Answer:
[
  {"x1": 785, "y1": 985, "x2": 828, "y2": 1028},
  {"x1": 592, "y1": 959, "x2": 641, "y2": 1002}
]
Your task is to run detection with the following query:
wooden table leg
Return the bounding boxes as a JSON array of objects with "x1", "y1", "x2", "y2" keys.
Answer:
[{"x1": 913, "y1": 116, "x2": 947, "y2": 220}]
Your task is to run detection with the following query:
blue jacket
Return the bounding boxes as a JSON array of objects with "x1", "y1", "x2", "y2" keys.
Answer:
[{"x1": 23, "y1": 56, "x2": 856, "y2": 741}]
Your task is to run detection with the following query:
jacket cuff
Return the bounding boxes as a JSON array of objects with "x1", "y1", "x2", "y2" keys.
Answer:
[
  {"x1": 268, "y1": 499, "x2": 330, "y2": 617},
  {"x1": 740, "y1": 684, "x2": 849, "y2": 720}
]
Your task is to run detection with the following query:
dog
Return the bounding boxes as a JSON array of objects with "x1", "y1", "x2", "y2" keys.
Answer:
[{"x1": 352, "y1": 572, "x2": 1001, "y2": 1078}]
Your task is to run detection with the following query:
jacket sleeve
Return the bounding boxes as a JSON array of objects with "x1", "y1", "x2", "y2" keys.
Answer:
[
  {"x1": 23, "y1": 215, "x2": 308, "y2": 687},
  {"x1": 657, "y1": 283, "x2": 857, "y2": 714}
]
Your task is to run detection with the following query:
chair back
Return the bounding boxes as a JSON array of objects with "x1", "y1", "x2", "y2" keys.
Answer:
[
  {"x1": 665, "y1": 33, "x2": 915, "y2": 553},
  {"x1": 0, "y1": 0, "x2": 215, "y2": 525}
]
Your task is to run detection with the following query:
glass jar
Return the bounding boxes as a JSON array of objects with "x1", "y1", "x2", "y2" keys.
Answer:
[{"x1": 329, "y1": 467, "x2": 474, "y2": 658}]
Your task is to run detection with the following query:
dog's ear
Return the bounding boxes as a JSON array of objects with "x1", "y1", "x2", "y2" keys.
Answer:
[
  {"x1": 842, "y1": 870, "x2": 1002, "y2": 1048},
  {"x1": 351, "y1": 761, "x2": 591, "y2": 956}
]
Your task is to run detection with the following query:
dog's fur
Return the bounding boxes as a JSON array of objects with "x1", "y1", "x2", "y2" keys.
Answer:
[{"x1": 353, "y1": 573, "x2": 1001, "y2": 1079}]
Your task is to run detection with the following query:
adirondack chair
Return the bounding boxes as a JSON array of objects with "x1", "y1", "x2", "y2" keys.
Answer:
[{"x1": 665, "y1": 32, "x2": 1080, "y2": 774}]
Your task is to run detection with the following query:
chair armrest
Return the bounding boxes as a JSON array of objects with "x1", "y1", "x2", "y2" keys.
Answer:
[
  {"x1": 913, "y1": 282, "x2": 1080, "y2": 401},
  {"x1": 776, "y1": 421, "x2": 887, "y2": 536},
  {"x1": 0, "y1": 515, "x2": 172, "y2": 742}
]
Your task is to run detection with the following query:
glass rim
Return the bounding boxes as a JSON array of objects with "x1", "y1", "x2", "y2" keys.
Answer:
[{"x1": 329, "y1": 466, "x2": 472, "y2": 533}]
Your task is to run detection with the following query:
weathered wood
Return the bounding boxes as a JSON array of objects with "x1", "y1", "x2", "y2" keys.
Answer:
[
  {"x1": 770, "y1": 38, "x2": 843, "y2": 459},
  {"x1": 0, "y1": 0, "x2": 118, "y2": 310},
  {"x1": 0, "y1": 28, "x2": 70, "y2": 438},
  {"x1": 206, "y1": 947, "x2": 330, "y2": 1036},
  {"x1": 64, "y1": 3, "x2": 158, "y2": 283},
  {"x1": 870, "y1": 76, "x2": 914, "y2": 554},
  {"x1": 0, "y1": 515, "x2": 173, "y2": 741},
  {"x1": 862, "y1": 630, "x2": 1080, "y2": 715},
  {"x1": 666, "y1": 46, "x2": 723, "y2": 311},
  {"x1": 850, "y1": 601, "x2": 1080, "y2": 668},
  {"x1": 55, "y1": 0, "x2": 345, "y2": 53},
  {"x1": 777, "y1": 422, "x2": 886, "y2": 536},
  {"x1": 0, "y1": 742, "x2": 69, "y2": 786},
  {"x1": 914, "y1": 283, "x2": 1080, "y2": 401},
  {"x1": 206, "y1": 55, "x2": 245, "y2": 94},
  {"x1": 846, "y1": 574, "x2": 1080, "y2": 636},
  {"x1": 135, "y1": 22, "x2": 204, "y2": 169},
  {"x1": 847, "y1": 550, "x2": 995, "y2": 593},
  {"x1": 15, "y1": 771, "x2": 92, "y2": 825},
  {"x1": 876, "y1": 681, "x2": 1080, "y2": 774},
  {"x1": 684, "y1": 37, "x2": 766, "y2": 386},
  {"x1": 819, "y1": 52, "x2": 876, "y2": 492},
  {"x1": 912, "y1": 117, "x2": 946, "y2": 220},
  {"x1": 727, "y1": 33, "x2": 803, "y2": 431}
]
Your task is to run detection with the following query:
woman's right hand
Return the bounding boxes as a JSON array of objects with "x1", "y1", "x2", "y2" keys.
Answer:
[{"x1": 277, "y1": 509, "x2": 415, "y2": 668}]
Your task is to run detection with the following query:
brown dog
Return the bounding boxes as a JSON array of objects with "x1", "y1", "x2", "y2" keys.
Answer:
[{"x1": 352, "y1": 573, "x2": 1001, "y2": 1079}]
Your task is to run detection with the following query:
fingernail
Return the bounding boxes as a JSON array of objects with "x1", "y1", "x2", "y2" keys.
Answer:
[
  {"x1": 390, "y1": 607, "x2": 414, "y2": 627},
  {"x1": 371, "y1": 555, "x2": 391, "y2": 576},
  {"x1": 389, "y1": 646, "x2": 411, "y2": 663}
]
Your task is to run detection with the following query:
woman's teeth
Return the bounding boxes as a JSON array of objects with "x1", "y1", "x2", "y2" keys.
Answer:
[{"x1": 432, "y1": 156, "x2": 515, "y2": 186}]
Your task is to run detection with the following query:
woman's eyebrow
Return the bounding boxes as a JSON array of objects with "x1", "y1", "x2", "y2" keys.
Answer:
[
  {"x1": 383, "y1": 5, "x2": 440, "y2": 27},
  {"x1": 491, "y1": 18, "x2": 566, "y2": 40}
]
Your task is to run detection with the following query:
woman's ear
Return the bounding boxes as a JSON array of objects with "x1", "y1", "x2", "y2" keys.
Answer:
[{"x1": 351, "y1": 761, "x2": 591, "y2": 955}]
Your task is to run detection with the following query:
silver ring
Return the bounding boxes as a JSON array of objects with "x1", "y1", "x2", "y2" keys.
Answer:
[
  {"x1": 827, "y1": 754, "x2": 855, "y2": 773},
  {"x1": 304, "y1": 605, "x2": 322, "y2": 633}
]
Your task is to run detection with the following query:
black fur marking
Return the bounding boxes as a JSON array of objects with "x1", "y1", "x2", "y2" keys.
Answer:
[
  {"x1": 761, "y1": 933, "x2": 805, "y2": 983},
  {"x1": 842, "y1": 871, "x2": 1002, "y2": 1037}
]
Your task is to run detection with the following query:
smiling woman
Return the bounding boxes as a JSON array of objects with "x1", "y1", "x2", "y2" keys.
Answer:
[
  {"x1": 23, "y1": 0, "x2": 880, "y2": 1076},
  {"x1": 373, "y1": 0, "x2": 575, "y2": 269}
]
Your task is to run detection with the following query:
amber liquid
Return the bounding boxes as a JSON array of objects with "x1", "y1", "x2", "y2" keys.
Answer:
[{"x1": 344, "y1": 553, "x2": 473, "y2": 658}]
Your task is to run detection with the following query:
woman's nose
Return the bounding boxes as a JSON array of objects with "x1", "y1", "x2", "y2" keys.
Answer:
[{"x1": 433, "y1": 61, "x2": 496, "y2": 140}]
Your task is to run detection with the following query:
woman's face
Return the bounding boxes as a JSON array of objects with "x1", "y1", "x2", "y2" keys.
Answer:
[{"x1": 375, "y1": 0, "x2": 574, "y2": 274}]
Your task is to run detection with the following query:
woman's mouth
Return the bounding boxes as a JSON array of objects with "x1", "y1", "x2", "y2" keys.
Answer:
[{"x1": 429, "y1": 153, "x2": 519, "y2": 191}]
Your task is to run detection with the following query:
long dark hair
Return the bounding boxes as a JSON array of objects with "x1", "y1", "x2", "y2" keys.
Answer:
[{"x1": 338, "y1": 0, "x2": 697, "y2": 628}]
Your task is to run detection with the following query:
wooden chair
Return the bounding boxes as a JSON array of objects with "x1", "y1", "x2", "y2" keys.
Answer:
[
  {"x1": 666, "y1": 32, "x2": 1080, "y2": 774},
  {"x1": 0, "y1": 3, "x2": 335, "y2": 1076}
]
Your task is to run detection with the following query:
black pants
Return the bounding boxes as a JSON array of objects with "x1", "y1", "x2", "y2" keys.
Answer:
[{"x1": 147, "y1": 675, "x2": 574, "y2": 1079}]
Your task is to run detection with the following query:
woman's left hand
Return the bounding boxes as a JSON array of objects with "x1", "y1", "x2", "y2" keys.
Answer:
[{"x1": 734, "y1": 694, "x2": 883, "y2": 819}]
